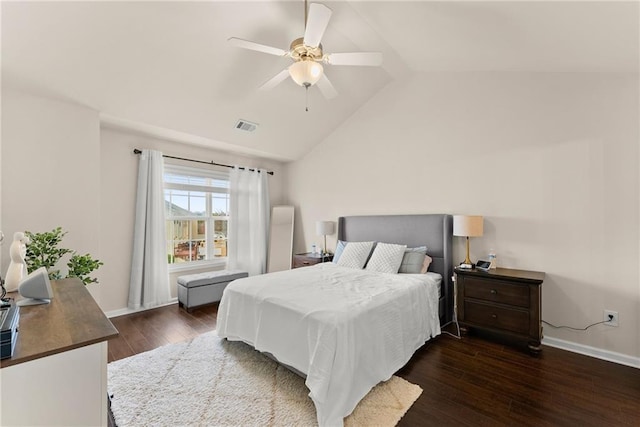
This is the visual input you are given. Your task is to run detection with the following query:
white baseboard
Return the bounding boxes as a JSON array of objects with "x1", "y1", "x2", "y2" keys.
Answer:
[
  {"x1": 105, "y1": 298, "x2": 178, "y2": 319},
  {"x1": 542, "y1": 336, "x2": 640, "y2": 369}
]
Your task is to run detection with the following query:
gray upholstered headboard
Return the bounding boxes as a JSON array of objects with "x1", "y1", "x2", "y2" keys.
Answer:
[{"x1": 338, "y1": 214, "x2": 453, "y2": 325}]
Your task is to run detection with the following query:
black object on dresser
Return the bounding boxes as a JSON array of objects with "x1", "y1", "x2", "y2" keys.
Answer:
[
  {"x1": 455, "y1": 266, "x2": 545, "y2": 354},
  {"x1": 0, "y1": 302, "x2": 19, "y2": 360},
  {"x1": 293, "y1": 252, "x2": 334, "y2": 269}
]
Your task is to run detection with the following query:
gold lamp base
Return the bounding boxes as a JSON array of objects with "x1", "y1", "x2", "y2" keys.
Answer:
[{"x1": 460, "y1": 236, "x2": 475, "y2": 268}]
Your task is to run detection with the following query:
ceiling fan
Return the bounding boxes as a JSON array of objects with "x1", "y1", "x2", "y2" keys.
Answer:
[{"x1": 228, "y1": 0, "x2": 383, "y2": 102}]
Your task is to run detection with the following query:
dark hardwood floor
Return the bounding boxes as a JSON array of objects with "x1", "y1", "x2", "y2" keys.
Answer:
[
  {"x1": 108, "y1": 303, "x2": 218, "y2": 362},
  {"x1": 108, "y1": 304, "x2": 640, "y2": 426}
]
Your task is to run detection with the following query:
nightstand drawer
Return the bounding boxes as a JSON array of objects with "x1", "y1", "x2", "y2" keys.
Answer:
[
  {"x1": 463, "y1": 277, "x2": 530, "y2": 308},
  {"x1": 292, "y1": 253, "x2": 333, "y2": 269},
  {"x1": 293, "y1": 257, "x2": 317, "y2": 268},
  {"x1": 464, "y1": 301, "x2": 530, "y2": 335}
]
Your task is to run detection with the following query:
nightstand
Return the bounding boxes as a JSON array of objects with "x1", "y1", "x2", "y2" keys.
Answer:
[
  {"x1": 455, "y1": 266, "x2": 545, "y2": 354},
  {"x1": 293, "y1": 252, "x2": 333, "y2": 268}
]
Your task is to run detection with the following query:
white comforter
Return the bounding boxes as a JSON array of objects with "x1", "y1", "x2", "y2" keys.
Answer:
[{"x1": 216, "y1": 263, "x2": 441, "y2": 427}]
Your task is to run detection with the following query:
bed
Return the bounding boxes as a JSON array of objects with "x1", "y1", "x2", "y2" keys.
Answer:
[{"x1": 217, "y1": 214, "x2": 453, "y2": 426}]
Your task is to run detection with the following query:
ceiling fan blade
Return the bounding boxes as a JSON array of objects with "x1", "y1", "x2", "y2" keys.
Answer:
[
  {"x1": 303, "y1": 3, "x2": 332, "y2": 48},
  {"x1": 316, "y1": 74, "x2": 338, "y2": 99},
  {"x1": 258, "y1": 68, "x2": 290, "y2": 91},
  {"x1": 326, "y1": 52, "x2": 383, "y2": 67},
  {"x1": 228, "y1": 37, "x2": 287, "y2": 57}
]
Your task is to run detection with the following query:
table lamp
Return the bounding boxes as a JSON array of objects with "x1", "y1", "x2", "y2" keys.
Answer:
[
  {"x1": 315, "y1": 221, "x2": 335, "y2": 257},
  {"x1": 453, "y1": 215, "x2": 483, "y2": 268}
]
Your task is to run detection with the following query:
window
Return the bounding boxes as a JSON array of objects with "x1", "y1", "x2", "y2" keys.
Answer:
[{"x1": 164, "y1": 164, "x2": 230, "y2": 267}]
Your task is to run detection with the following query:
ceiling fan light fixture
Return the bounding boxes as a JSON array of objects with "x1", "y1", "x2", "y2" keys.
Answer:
[
  {"x1": 229, "y1": 1, "x2": 382, "y2": 101},
  {"x1": 289, "y1": 59, "x2": 323, "y2": 87}
]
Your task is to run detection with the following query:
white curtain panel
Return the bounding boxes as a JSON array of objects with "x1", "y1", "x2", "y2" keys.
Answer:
[
  {"x1": 228, "y1": 168, "x2": 270, "y2": 276},
  {"x1": 128, "y1": 149, "x2": 171, "y2": 310}
]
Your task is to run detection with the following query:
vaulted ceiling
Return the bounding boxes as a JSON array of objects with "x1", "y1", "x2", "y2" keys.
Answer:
[{"x1": 2, "y1": 1, "x2": 637, "y2": 161}]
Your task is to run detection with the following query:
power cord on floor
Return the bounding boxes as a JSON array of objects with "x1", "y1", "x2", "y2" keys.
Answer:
[
  {"x1": 441, "y1": 325, "x2": 462, "y2": 340},
  {"x1": 542, "y1": 319, "x2": 609, "y2": 331},
  {"x1": 441, "y1": 275, "x2": 462, "y2": 339},
  {"x1": 441, "y1": 307, "x2": 462, "y2": 340}
]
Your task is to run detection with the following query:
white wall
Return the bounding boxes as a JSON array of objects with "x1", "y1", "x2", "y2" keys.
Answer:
[
  {"x1": 99, "y1": 127, "x2": 286, "y2": 313},
  {"x1": 1, "y1": 89, "x2": 102, "y2": 301},
  {"x1": 286, "y1": 72, "x2": 639, "y2": 360},
  {"x1": 1, "y1": 89, "x2": 286, "y2": 313}
]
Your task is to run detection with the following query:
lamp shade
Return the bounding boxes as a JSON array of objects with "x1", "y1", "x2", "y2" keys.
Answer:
[
  {"x1": 289, "y1": 59, "x2": 323, "y2": 86},
  {"x1": 453, "y1": 215, "x2": 484, "y2": 237},
  {"x1": 316, "y1": 221, "x2": 335, "y2": 236}
]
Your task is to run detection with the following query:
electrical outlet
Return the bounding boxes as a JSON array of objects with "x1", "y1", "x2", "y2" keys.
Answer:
[{"x1": 604, "y1": 310, "x2": 619, "y2": 327}]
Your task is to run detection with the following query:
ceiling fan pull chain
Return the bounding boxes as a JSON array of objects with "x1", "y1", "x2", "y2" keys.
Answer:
[{"x1": 305, "y1": 84, "x2": 309, "y2": 112}]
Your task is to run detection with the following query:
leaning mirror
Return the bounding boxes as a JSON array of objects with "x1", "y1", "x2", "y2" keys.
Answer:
[{"x1": 267, "y1": 206, "x2": 294, "y2": 273}]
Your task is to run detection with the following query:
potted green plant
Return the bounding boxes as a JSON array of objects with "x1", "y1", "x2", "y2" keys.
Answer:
[{"x1": 25, "y1": 227, "x2": 104, "y2": 285}]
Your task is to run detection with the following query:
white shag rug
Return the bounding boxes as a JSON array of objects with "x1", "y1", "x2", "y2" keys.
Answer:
[{"x1": 108, "y1": 331, "x2": 422, "y2": 427}]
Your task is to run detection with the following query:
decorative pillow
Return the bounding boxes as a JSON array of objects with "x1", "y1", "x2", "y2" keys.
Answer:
[
  {"x1": 336, "y1": 241, "x2": 375, "y2": 269},
  {"x1": 420, "y1": 255, "x2": 433, "y2": 273},
  {"x1": 365, "y1": 243, "x2": 407, "y2": 274},
  {"x1": 398, "y1": 251, "x2": 427, "y2": 274},
  {"x1": 406, "y1": 246, "x2": 427, "y2": 253},
  {"x1": 332, "y1": 240, "x2": 347, "y2": 264}
]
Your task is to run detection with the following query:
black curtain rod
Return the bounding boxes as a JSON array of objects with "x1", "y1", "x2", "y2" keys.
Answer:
[{"x1": 132, "y1": 149, "x2": 274, "y2": 175}]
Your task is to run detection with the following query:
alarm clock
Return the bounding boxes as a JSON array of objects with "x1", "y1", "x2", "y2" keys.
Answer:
[{"x1": 475, "y1": 260, "x2": 491, "y2": 271}]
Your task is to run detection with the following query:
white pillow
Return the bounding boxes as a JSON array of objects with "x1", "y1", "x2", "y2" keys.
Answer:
[
  {"x1": 336, "y1": 241, "x2": 375, "y2": 269},
  {"x1": 365, "y1": 243, "x2": 407, "y2": 274}
]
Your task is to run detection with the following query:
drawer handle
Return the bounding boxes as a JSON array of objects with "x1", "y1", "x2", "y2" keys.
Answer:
[
  {"x1": 491, "y1": 314, "x2": 497, "y2": 319},
  {"x1": 303, "y1": 261, "x2": 310, "y2": 265},
  {"x1": 490, "y1": 289, "x2": 497, "y2": 295}
]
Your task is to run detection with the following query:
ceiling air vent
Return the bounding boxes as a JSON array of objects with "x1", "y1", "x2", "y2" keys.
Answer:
[{"x1": 234, "y1": 119, "x2": 258, "y2": 132}]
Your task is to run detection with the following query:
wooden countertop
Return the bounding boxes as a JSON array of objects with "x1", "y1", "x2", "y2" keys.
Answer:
[{"x1": 1, "y1": 278, "x2": 119, "y2": 369}]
